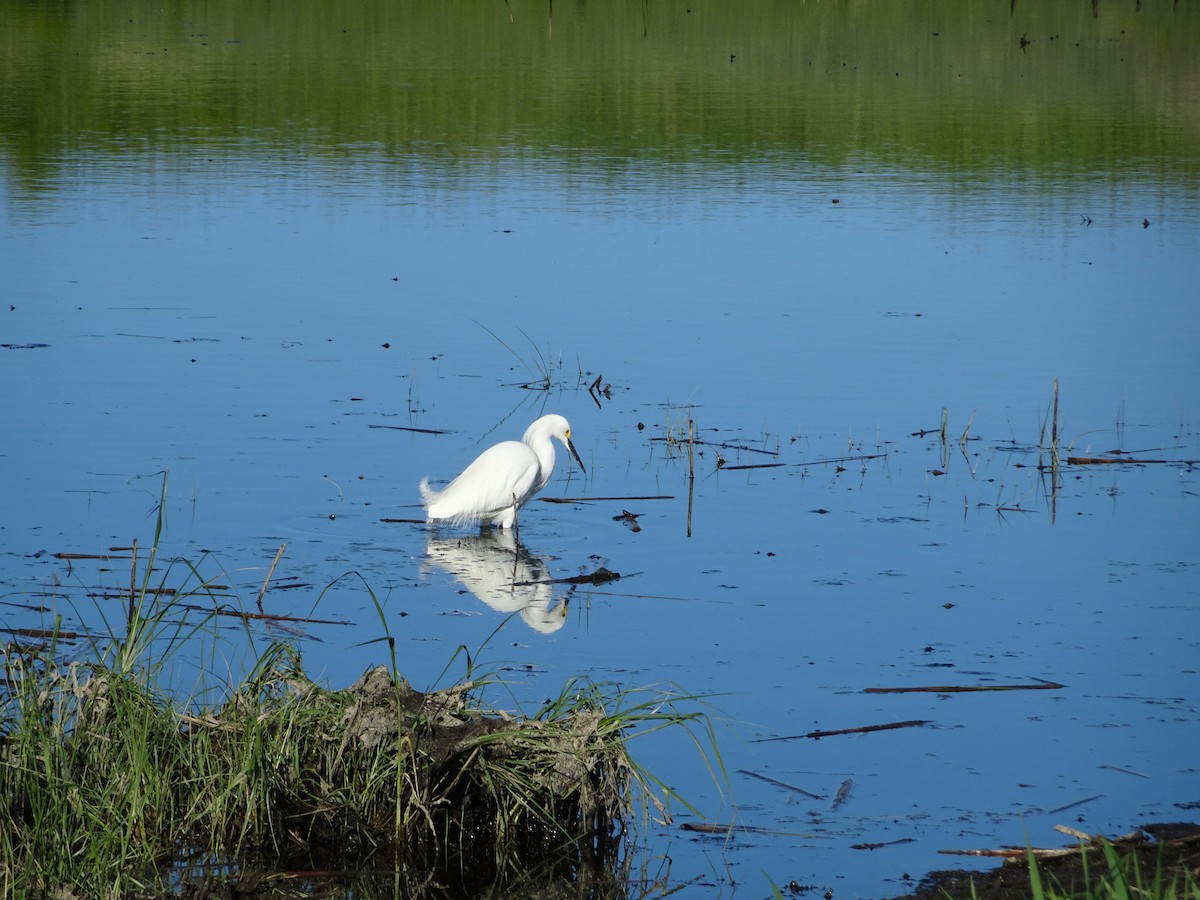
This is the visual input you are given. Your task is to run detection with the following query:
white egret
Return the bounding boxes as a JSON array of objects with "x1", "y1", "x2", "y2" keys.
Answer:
[{"x1": 419, "y1": 414, "x2": 585, "y2": 529}]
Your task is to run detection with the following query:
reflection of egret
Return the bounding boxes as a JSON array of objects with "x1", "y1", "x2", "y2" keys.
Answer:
[
  {"x1": 419, "y1": 414, "x2": 585, "y2": 529},
  {"x1": 423, "y1": 530, "x2": 568, "y2": 633}
]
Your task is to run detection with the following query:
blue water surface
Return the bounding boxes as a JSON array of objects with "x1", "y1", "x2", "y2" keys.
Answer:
[{"x1": 3, "y1": 148, "x2": 1199, "y2": 896}]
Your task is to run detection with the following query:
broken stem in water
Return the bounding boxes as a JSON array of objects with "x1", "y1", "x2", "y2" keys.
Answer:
[
  {"x1": 256, "y1": 544, "x2": 286, "y2": 613},
  {"x1": 686, "y1": 418, "x2": 695, "y2": 538}
]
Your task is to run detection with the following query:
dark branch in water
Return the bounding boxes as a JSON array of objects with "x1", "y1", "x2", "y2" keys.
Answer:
[
  {"x1": 539, "y1": 495, "x2": 673, "y2": 503},
  {"x1": 368, "y1": 424, "x2": 447, "y2": 434},
  {"x1": 864, "y1": 681, "x2": 1065, "y2": 694},
  {"x1": 753, "y1": 719, "x2": 931, "y2": 742},
  {"x1": 650, "y1": 436, "x2": 780, "y2": 457},
  {"x1": 737, "y1": 768, "x2": 824, "y2": 800},
  {"x1": 795, "y1": 452, "x2": 886, "y2": 467},
  {"x1": 1068, "y1": 456, "x2": 1196, "y2": 466},
  {"x1": 514, "y1": 567, "x2": 622, "y2": 587}
]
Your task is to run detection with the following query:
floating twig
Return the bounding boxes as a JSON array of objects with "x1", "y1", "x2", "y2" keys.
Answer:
[
  {"x1": 513, "y1": 567, "x2": 622, "y2": 587},
  {"x1": 367, "y1": 424, "x2": 447, "y2": 434},
  {"x1": 1045, "y1": 793, "x2": 1103, "y2": 814},
  {"x1": 89, "y1": 588, "x2": 179, "y2": 600},
  {"x1": 864, "y1": 680, "x2": 1065, "y2": 694},
  {"x1": 687, "y1": 419, "x2": 695, "y2": 538},
  {"x1": 257, "y1": 544, "x2": 286, "y2": 613},
  {"x1": 852, "y1": 837, "x2": 915, "y2": 851},
  {"x1": 679, "y1": 822, "x2": 736, "y2": 834},
  {"x1": 795, "y1": 452, "x2": 886, "y2": 468},
  {"x1": 737, "y1": 768, "x2": 823, "y2": 800},
  {"x1": 649, "y1": 437, "x2": 779, "y2": 457},
  {"x1": 539, "y1": 495, "x2": 673, "y2": 503},
  {"x1": 1052, "y1": 377, "x2": 1060, "y2": 457},
  {"x1": 706, "y1": 440, "x2": 779, "y2": 457},
  {"x1": 679, "y1": 821, "x2": 813, "y2": 837},
  {"x1": 1098, "y1": 763, "x2": 1149, "y2": 779},
  {"x1": 753, "y1": 719, "x2": 931, "y2": 742},
  {"x1": 721, "y1": 462, "x2": 787, "y2": 472},
  {"x1": 1067, "y1": 456, "x2": 1195, "y2": 466},
  {"x1": 53, "y1": 552, "x2": 129, "y2": 561}
]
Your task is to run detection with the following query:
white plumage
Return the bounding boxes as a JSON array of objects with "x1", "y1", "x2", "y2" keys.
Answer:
[{"x1": 419, "y1": 414, "x2": 585, "y2": 528}]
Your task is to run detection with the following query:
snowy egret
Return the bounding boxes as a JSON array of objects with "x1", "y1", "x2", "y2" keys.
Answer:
[{"x1": 419, "y1": 414, "x2": 585, "y2": 529}]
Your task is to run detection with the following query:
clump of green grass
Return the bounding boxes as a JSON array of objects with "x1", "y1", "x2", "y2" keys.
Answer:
[
  {"x1": 0, "y1": 476, "x2": 723, "y2": 897},
  {"x1": 1038, "y1": 377, "x2": 1063, "y2": 474},
  {"x1": 2, "y1": 637, "x2": 711, "y2": 895}
]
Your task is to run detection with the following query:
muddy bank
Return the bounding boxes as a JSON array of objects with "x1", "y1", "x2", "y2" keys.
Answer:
[{"x1": 897, "y1": 822, "x2": 1200, "y2": 899}]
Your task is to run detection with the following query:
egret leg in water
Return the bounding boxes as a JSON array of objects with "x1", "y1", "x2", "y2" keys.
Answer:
[{"x1": 419, "y1": 414, "x2": 586, "y2": 529}]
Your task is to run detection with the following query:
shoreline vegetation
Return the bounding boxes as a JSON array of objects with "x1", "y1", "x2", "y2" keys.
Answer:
[
  {"x1": 3, "y1": 1, "x2": 1198, "y2": 192},
  {"x1": 1, "y1": 480, "x2": 719, "y2": 897},
  {"x1": 2, "y1": 644, "x2": 680, "y2": 896}
]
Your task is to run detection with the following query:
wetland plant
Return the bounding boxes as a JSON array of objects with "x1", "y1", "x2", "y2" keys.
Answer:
[
  {"x1": 477, "y1": 321, "x2": 560, "y2": 391},
  {"x1": 0, "y1": 483, "x2": 721, "y2": 897}
]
